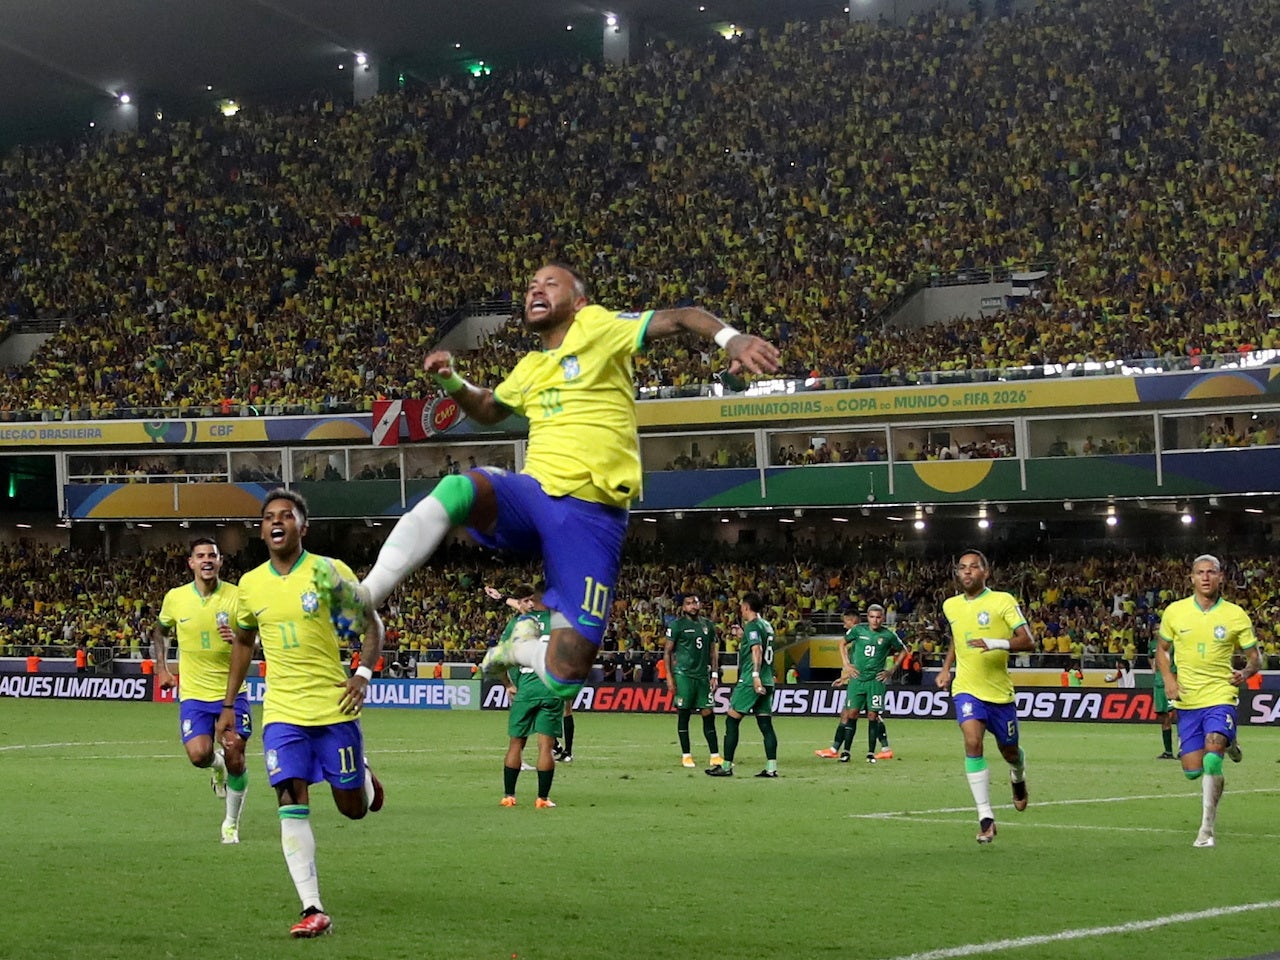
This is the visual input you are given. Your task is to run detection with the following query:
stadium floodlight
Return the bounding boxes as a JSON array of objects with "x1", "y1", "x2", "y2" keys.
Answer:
[
  {"x1": 978, "y1": 518, "x2": 990, "y2": 530},
  {"x1": 1180, "y1": 512, "x2": 1194, "y2": 525},
  {"x1": 913, "y1": 519, "x2": 926, "y2": 530},
  {"x1": 118, "y1": 93, "x2": 131, "y2": 104},
  {"x1": 605, "y1": 13, "x2": 618, "y2": 27},
  {"x1": 1105, "y1": 515, "x2": 1119, "y2": 527},
  {"x1": 355, "y1": 52, "x2": 368, "y2": 66}
]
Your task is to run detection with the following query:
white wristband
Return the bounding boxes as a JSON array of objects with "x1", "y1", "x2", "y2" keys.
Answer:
[
  {"x1": 713, "y1": 325, "x2": 741, "y2": 349},
  {"x1": 711, "y1": 670, "x2": 718, "y2": 677},
  {"x1": 355, "y1": 665, "x2": 374, "y2": 681},
  {"x1": 752, "y1": 671, "x2": 761, "y2": 678},
  {"x1": 984, "y1": 639, "x2": 1011, "y2": 651}
]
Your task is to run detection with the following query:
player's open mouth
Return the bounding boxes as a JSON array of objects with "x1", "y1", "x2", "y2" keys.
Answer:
[
  {"x1": 270, "y1": 527, "x2": 286, "y2": 543},
  {"x1": 528, "y1": 297, "x2": 549, "y2": 316}
]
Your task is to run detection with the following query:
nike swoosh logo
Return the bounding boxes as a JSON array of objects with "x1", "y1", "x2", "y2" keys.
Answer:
[
  {"x1": 577, "y1": 614, "x2": 602, "y2": 628},
  {"x1": 338, "y1": 775, "x2": 359, "y2": 785},
  {"x1": 1178, "y1": 628, "x2": 1192, "y2": 634},
  {"x1": 254, "y1": 608, "x2": 268, "y2": 617},
  {"x1": 178, "y1": 618, "x2": 190, "y2": 623}
]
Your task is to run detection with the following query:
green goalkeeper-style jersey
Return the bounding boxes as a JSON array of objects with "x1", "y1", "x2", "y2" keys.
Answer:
[
  {"x1": 846, "y1": 624, "x2": 905, "y2": 675},
  {"x1": 737, "y1": 616, "x2": 776, "y2": 687},
  {"x1": 665, "y1": 615, "x2": 717, "y2": 676}
]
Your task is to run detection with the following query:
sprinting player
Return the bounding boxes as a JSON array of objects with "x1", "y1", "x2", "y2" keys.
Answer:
[
  {"x1": 663, "y1": 593, "x2": 722, "y2": 769},
  {"x1": 936, "y1": 550, "x2": 1034, "y2": 844},
  {"x1": 1150, "y1": 633, "x2": 1179, "y2": 759},
  {"x1": 216, "y1": 489, "x2": 386, "y2": 938},
  {"x1": 1156, "y1": 554, "x2": 1260, "y2": 848},
  {"x1": 498, "y1": 586, "x2": 560, "y2": 809},
  {"x1": 315, "y1": 262, "x2": 779, "y2": 703},
  {"x1": 820, "y1": 605, "x2": 905, "y2": 763},
  {"x1": 706, "y1": 593, "x2": 778, "y2": 779},
  {"x1": 152, "y1": 537, "x2": 248, "y2": 844}
]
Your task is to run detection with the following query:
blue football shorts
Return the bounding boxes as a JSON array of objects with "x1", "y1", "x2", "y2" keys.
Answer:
[
  {"x1": 262, "y1": 720, "x2": 366, "y2": 791},
  {"x1": 468, "y1": 470, "x2": 627, "y2": 647}
]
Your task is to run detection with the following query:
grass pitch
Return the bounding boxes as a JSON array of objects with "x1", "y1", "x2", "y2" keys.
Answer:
[{"x1": 3, "y1": 699, "x2": 1277, "y2": 960}]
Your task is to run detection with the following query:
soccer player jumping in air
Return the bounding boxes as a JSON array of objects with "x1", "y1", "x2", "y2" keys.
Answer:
[{"x1": 317, "y1": 262, "x2": 779, "y2": 704}]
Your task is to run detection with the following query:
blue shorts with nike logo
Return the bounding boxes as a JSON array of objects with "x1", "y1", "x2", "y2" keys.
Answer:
[
  {"x1": 468, "y1": 470, "x2": 627, "y2": 647},
  {"x1": 262, "y1": 720, "x2": 365, "y2": 790}
]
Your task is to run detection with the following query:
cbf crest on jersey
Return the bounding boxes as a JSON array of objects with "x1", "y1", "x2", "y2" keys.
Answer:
[
  {"x1": 1215, "y1": 625, "x2": 1227, "y2": 640},
  {"x1": 960, "y1": 700, "x2": 975, "y2": 718},
  {"x1": 561, "y1": 355, "x2": 580, "y2": 380},
  {"x1": 266, "y1": 749, "x2": 281, "y2": 776},
  {"x1": 301, "y1": 590, "x2": 319, "y2": 615},
  {"x1": 977, "y1": 611, "x2": 991, "y2": 626},
  {"x1": 216, "y1": 611, "x2": 230, "y2": 628}
]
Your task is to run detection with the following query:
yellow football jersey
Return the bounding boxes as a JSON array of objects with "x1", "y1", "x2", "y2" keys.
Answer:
[
  {"x1": 493, "y1": 304, "x2": 652, "y2": 509},
  {"x1": 157, "y1": 580, "x2": 242, "y2": 703},
  {"x1": 1158, "y1": 596, "x2": 1257, "y2": 709},
  {"x1": 943, "y1": 588, "x2": 1027, "y2": 704},
  {"x1": 236, "y1": 552, "x2": 355, "y2": 727}
]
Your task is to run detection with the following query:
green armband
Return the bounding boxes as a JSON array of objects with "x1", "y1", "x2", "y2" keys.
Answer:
[{"x1": 433, "y1": 371, "x2": 465, "y2": 393}]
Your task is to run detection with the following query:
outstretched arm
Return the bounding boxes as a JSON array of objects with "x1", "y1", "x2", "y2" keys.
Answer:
[
  {"x1": 424, "y1": 350, "x2": 512, "y2": 425},
  {"x1": 644, "y1": 308, "x2": 780, "y2": 377}
]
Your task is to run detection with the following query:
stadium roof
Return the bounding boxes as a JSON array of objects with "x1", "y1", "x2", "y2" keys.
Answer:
[{"x1": 0, "y1": 0, "x2": 845, "y2": 146}]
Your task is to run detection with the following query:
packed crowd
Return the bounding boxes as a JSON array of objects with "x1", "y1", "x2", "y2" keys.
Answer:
[
  {"x1": 2, "y1": 0, "x2": 1280, "y2": 417},
  {"x1": 6, "y1": 537, "x2": 1278, "y2": 670}
]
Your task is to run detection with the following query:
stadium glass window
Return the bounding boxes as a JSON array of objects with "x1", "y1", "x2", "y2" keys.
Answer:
[
  {"x1": 68, "y1": 453, "x2": 229, "y2": 483},
  {"x1": 640, "y1": 432, "x2": 757, "y2": 470},
  {"x1": 765, "y1": 429, "x2": 889, "y2": 466},
  {"x1": 892, "y1": 423, "x2": 1015, "y2": 462},
  {"x1": 401, "y1": 443, "x2": 517, "y2": 480},
  {"x1": 230, "y1": 450, "x2": 283, "y2": 483},
  {"x1": 350, "y1": 448, "x2": 403, "y2": 481},
  {"x1": 293, "y1": 449, "x2": 347, "y2": 482},
  {"x1": 1160, "y1": 411, "x2": 1280, "y2": 451},
  {"x1": 1026, "y1": 415, "x2": 1155, "y2": 458}
]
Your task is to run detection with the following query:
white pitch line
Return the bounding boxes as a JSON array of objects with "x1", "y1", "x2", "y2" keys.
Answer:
[
  {"x1": 0, "y1": 739, "x2": 170, "y2": 752},
  {"x1": 850, "y1": 786, "x2": 1280, "y2": 819},
  {"x1": 876, "y1": 899, "x2": 1280, "y2": 960},
  {"x1": 889, "y1": 816, "x2": 1188, "y2": 834},
  {"x1": 881, "y1": 816, "x2": 1280, "y2": 842}
]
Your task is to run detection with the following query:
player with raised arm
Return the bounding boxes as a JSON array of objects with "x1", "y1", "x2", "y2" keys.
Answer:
[
  {"x1": 315, "y1": 262, "x2": 779, "y2": 707},
  {"x1": 1156, "y1": 554, "x2": 1260, "y2": 848},
  {"x1": 937, "y1": 550, "x2": 1035, "y2": 844},
  {"x1": 663, "y1": 593, "x2": 722, "y2": 769},
  {"x1": 215, "y1": 489, "x2": 386, "y2": 938},
  {"x1": 152, "y1": 537, "x2": 248, "y2": 844},
  {"x1": 497, "y1": 585, "x2": 561, "y2": 808},
  {"x1": 706, "y1": 593, "x2": 778, "y2": 778}
]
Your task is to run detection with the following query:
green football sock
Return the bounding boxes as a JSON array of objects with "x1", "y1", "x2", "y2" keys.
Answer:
[
  {"x1": 832, "y1": 722, "x2": 846, "y2": 750},
  {"x1": 503, "y1": 764, "x2": 519, "y2": 796},
  {"x1": 1162, "y1": 729, "x2": 1173, "y2": 753}
]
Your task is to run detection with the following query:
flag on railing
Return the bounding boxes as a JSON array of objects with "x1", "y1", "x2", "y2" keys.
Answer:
[
  {"x1": 370, "y1": 400, "x2": 402, "y2": 446},
  {"x1": 404, "y1": 397, "x2": 466, "y2": 441}
]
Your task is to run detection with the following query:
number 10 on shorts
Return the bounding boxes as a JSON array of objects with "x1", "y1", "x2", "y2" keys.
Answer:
[{"x1": 580, "y1": 577, "x2": 610, "y2": 621}]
